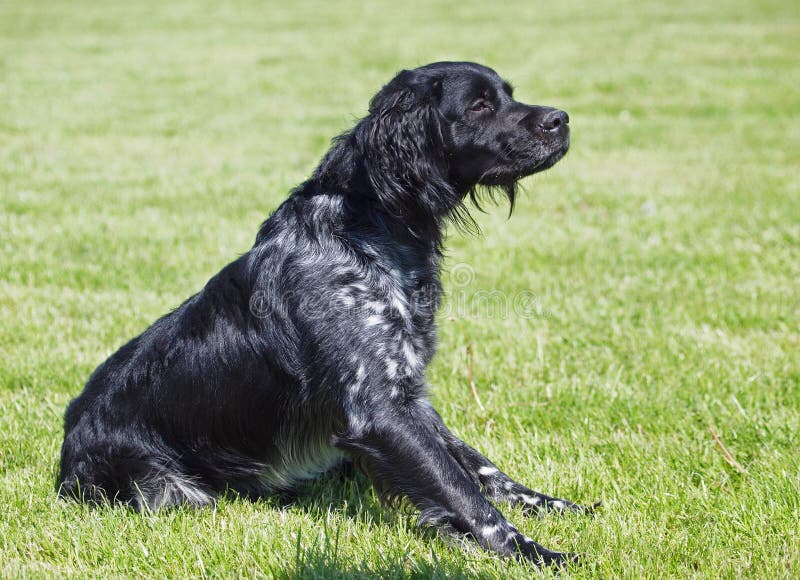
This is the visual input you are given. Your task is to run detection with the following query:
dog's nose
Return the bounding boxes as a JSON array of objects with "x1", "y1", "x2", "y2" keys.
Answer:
[{"x1": 539, "y1": 110, "x2": 569, "y2": 132}]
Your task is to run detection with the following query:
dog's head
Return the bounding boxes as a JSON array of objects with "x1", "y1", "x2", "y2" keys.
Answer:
[{"x1": 317, "y1": 62, "x2": 569, "y2": 224}]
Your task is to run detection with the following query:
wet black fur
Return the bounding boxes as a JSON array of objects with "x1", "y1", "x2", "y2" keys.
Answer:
[{"x1": 58, "y1": 62, "x2": 590, "y2": 565}]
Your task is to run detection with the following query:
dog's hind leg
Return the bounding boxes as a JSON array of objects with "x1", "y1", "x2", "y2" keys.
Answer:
[
  {"x1": 333, "y1": 397, "x2": 575, "y2": 566},
  {"x1": 436, "y1": 423, "x2": 598, "y2": 516}
]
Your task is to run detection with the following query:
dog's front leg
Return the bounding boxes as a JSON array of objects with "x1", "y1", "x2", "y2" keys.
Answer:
[
  {"x1": 437, "y1": 423, "x2": 597, "y2": 516},
  {"x1": 333, "y1": 395, "x2": 574, "y2": 566}
]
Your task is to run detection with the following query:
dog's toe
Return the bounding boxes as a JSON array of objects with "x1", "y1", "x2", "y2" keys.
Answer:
[{"x1": 521, "y1": 497, "x2": 599, "y2": 518}]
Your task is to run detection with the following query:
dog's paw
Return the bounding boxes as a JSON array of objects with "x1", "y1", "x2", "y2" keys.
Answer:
[
  {"x1": 516, "y1": 542, "x2": 580, "y2": 568},
  {"x1": 521, "y1": 496, "x2": 601, "y2": 518}
]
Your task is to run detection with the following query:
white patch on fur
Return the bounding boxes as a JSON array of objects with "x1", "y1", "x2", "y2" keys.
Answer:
[
  {"x1": 478, "y1": 466, "x2": 499, "y2": 476},
  {"x1": 481, "y1": 524, "x2": 500, "y2": 537},
  {"x1": 552, "y1": 500, "x2": 565, "y2": 510},
  {"x1": 386, "y1": 359, "x2": 399, "y2": 378},
  {"x1": 389, "y1": 286, "x2": 409, "y2": 319},
  {"x1": 346, "y1": 364, "x2": 367, "y2": 401},
  {"x1": 133, "y1": 474, "x2": 214, "y2": 510},
  {"x1": 392, "y1": 299, "x2": 408, "y2": 319},
  {"x1": 365, "y1": 314, "x2": 384, "y2": 327},
  {"x1": 401, "y1": 340, "x2": 420, "y2": 370},
  {"x1": 166, "y1": 474, "x2": 212, "y2": 506}
]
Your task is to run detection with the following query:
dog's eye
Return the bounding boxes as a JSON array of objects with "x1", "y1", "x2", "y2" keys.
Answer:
[{"x1": 469, "y1": 99, "x2": 493, "y2": 113}]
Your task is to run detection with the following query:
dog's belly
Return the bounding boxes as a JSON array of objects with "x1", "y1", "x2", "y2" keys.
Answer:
[{"x1": 258, "y1": 425, "x2": 345, "y2": 491}]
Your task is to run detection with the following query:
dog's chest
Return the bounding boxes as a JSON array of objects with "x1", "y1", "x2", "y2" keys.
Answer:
[{"x1": 356, "y1": 262, "x2": 440, "y2": 378}]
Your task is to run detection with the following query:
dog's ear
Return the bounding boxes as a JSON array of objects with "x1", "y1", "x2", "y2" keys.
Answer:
[
  {"x1": 367, "y1": 70, "x2": 443, "y2": 115},
  {"x1": 358, "y1": 70, "x2": 456, "y2": 219}
]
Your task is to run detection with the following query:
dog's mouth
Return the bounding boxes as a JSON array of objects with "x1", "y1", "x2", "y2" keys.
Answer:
[
  {"x1": 528, "y1": 139, "x2": 569, "y2": 175},
  {"x1": 478, "y1": 137, "x2": 569, "y2": 187}
]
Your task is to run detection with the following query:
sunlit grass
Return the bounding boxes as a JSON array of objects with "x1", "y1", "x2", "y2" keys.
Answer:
[{"x1": 1, "y1": 0, "x2": 798, "y2": 576}]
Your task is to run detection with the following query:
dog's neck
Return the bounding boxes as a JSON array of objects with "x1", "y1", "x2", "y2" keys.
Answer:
[
  {"x1": 310, "y1": 119, "x2": 471, "y2": 246},
  {"x1": 289, "y1": 179, "x2": 447, "y2": 259}
]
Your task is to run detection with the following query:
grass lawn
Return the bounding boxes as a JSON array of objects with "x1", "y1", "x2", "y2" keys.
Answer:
[{"x1": 1, "y1": 0, "x2": 799, "y2": 576}]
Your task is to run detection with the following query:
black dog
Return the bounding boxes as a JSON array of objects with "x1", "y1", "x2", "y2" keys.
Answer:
[{"x1": 59, "y1": 62, "x2": 591, "y2": 565}]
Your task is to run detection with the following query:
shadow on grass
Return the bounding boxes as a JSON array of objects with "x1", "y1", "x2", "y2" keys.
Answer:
[{"x1": 258, "y1": 465, "x2": 497, "y2": 579}]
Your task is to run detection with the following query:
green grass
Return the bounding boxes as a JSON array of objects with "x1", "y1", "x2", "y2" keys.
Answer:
[{"x1": 1, "y1": 0, "x2": 799, "y2": 576}]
